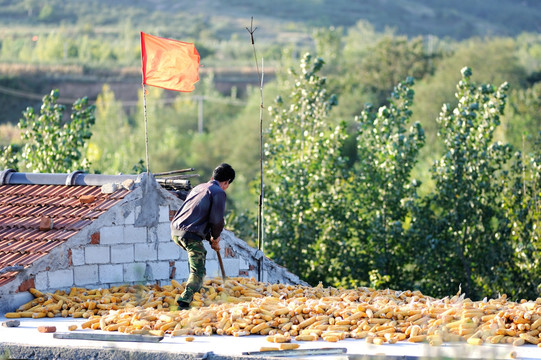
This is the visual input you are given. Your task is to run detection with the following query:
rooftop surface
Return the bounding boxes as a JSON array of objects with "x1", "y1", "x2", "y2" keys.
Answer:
[
  {"x1": 1, "y1": 316, "x2": 541, "y2": 360},
  {"x1": 0, "y1": 183, "x2": 131, "y2": 287}
]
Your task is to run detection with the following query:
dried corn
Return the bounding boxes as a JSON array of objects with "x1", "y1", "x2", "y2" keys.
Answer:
[{"x1": 9, "y1": 277, "x2": 541, "y2": 347}]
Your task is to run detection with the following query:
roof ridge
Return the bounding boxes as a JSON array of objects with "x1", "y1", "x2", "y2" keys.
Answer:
[{"x1": 0, "y1": 169, "x2": 142, "y2": 187}]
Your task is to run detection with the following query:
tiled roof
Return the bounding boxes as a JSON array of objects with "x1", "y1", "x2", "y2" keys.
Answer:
[{"x1": 0, "y1": 184, "x2": 130, "y2": 287}]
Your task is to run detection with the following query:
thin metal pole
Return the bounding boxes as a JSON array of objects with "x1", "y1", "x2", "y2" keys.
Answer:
[
  {"x1": 142, "y1": 84, "x2": 150, "y2": 173},
  {"x1": 246, "y1": 17, "x2": 265, "y2": 281},
  {"x1": 260, "y1": 58, "x2": 265, "y2": 255}
]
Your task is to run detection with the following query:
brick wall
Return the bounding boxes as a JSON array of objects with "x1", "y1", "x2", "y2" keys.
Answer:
[
  {"x1": 0, "y1": 175, "x2": 305, "y2": 313},
  {"x1": 32, "y1": 203, "x2": 187, "y2": 291}
]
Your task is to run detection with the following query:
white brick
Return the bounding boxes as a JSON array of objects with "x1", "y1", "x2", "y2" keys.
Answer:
[
  {"x1": 124, "y1": 226, "x2": 147, "y2": 243},
  {"x1": 100, "y1": 226, "x2": 123, "y2": 245},
  {"x1": 71, "y1": 248, "x2": 85, "y2": 266},
  {"x1": 159, "y1": 206, "x2": 169, "y2": 223},
  {"x1": 123, "y1": 209, "x2": 135, "y2": 225},
  {"x1": 239, "y1": 258, "x2": 250, "y2": 270},
  {"x1": 134, "y1": 243, "x2": 157, "y2": 261},
  {"x1": 158, "y1": 242, "x2": 180, "y2": 260},
  {"x1": 111, "y1": 244, "x2": 134, "y2": 264},
  {"x1": 204, "y1": 242, "x2": 216, "y2": 260},
  {"x1": 7, "y1": 292, "x2": 33, "y2": 313},
  {"x1": 148, "y1": 262, "x2": 170, "y2": 281},
  {"x1": 147, "y1": 227, "x2": 157, "y2": 243},
  {"x1": 85, "y1": 246, "x2": 110, "y2": 264},
  {"x1": 124, "y1": 263, "x2": 147, "y2": 282},
  {"x1": 157, "y1": 223, "x2": 172, "y2": 243},
  {"x1": 99, "y1": 264, "x2": 123, "y2": 283},
  {"x1": 177, "y1": 246, "x2": 188, "y2": 261},
  {"x1": 48, "y1": 269, "x2": 73, "y2": 289},
  {"x1": 222, "y1": 258, "x2": 240, "y2": 277},
  {"x1": 205, "y1": 260, "x2": 221, "y2": 279},
  {"x1": 134, "y1": 206, "x2": 142, "y2": 221},
  {"x1": 168, "y1": 243, "x2": 193, "y2": 261},
  {"x1": 174, "y1": 261, "x2": 190, "y2": 281},
  {"x1": 35, "y1": 271, "x2": 48, "y2": 289},
  {"x1": 74, "y1": 265, "x2": 98, "y2": 286}
]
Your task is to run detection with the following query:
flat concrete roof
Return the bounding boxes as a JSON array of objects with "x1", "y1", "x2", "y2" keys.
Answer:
[{"x1": 1, "y1": 315, "x2": 541, "y2": 360}]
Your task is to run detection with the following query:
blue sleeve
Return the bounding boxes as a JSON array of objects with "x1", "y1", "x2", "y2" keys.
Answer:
[{"x1": 209, "y1": 190, "x2": 226, "y2": 239}]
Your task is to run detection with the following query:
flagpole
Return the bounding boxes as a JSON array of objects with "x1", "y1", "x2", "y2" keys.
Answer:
[
  {"x1": 142, "y1": 83, "x2": 150, "y2": 174},
  {"x1": 140, "y1": 31, "x2": 200, "y2": 176}
]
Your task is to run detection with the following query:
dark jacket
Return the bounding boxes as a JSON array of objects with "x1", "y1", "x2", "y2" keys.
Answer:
[{"x1": 170, "y1": 180, "x2": 226, "y2": 240}]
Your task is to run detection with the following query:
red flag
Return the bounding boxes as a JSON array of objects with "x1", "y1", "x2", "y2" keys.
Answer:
[{"x1": 140, "y1": 32, "x2": 200, "y2": 92}]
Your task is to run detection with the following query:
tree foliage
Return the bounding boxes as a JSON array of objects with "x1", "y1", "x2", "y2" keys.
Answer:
[
  {"x1": 352, "y1": 77, "x2": 425, "y2": 289},
  {"x1": 503, "y1": 83, "x2": 541, "y2": 153},
  {"x1": 264, "y1": 55, "x2": 425, "y2": 289},
  {"x1": 265, "y1": 53, "x2": 347, "y2": 283},
  {"x1": 357, "y1": 36, "x2": 434, "y2": 106},
  {"x1": 499, "y1": 134, "x2": 541, "y2": 298},
  {"x1": 0, "y1": 89, "x2": 95, "y2": 173},
  {"x1": 411, "y1": 68, "x2": 515, "y2": 299},
  {"x1": 87, "y1": 84, "x2": 134, "y2": 174},
  {"x1": 263, "y1": 55, "x2": 541, "y2": 300}
]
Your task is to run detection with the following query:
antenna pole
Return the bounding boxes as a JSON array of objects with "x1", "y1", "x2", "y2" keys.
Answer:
[{"x1": 246, "y1": 17, "x2": 265, "y2": 281}]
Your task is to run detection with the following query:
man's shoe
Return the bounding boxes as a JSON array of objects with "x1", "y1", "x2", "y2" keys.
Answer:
[{"x1": 177, "y1": 300, "x2": 190, "y2": 310}]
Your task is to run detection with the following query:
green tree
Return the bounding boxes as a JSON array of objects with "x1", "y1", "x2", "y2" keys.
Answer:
[
  {"x1": 38, "y1": 3, "x2": 54, "y2": 21},
  {"x1": 0, "y1": 144, "x2": 22, "y2": 170},
  {"x1": 499, "y1": 134, "x2": 541, "y2": 299},
  {"x1": 357, "y1": 36, "x2": 434, "y2": 107},
  {"x1": 515, "y1": 32, "x2": 541, "y2": 75},
  {"x1": 132, "y1": 87, "x2": 178, "y2": 173},
  {"x1": 23, "y1": 0, "x2": 38, "y2": 17},
  {"x1": 88, "y1": 84, "x2": 135, "y2": 174},
  {"x1": 411, "y1": 37, "x2": 528, "y2": 159},
  {"x1": 313, "y1": 26, "x2": 343, "y2": 71},
  {"x1": 353, "y1": 77, "x2": 425, "y2": 289},
  {"x1": 502, "y1": 83, "x2": 541, "y2": 153},
  {"x1": 265, "y1": 53, "x2": 348, "y2": 283},
  {"x1": 342, "y1": 20, "x2": 385, "y2": 58},
  {"x1": 331, "y1": 33, "x2": 436, "y2": 163},
  {"x1": 34, "y1": 32, "x2": 65, "y2": 62},
  {"x1": 411, "y1": 67, "x2": 515, "y2": 299},
  {"x1": 77, "y1": 34, "x2": 117, "y2": 64},
  {"x1": 219, "y1": 82, "x2": 281, "y2": 214},
  {"x1": 14, "y1": 89, "x2": 95, "y2": 173}
]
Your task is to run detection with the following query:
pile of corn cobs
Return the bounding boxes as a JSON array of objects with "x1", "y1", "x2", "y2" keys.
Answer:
[{"x1": 6, "y1": 277, "x2": 541, "y2": 347}]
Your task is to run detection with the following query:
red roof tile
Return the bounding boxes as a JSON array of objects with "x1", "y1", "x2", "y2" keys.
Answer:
[
  {"x1": 0, "y1": 271, "x2": 21, "y2": 279},
  {"x1": 0, "y1": 183, "x2": 132, "y2": 286},
  {"x1": 7, "y1": 240, "x2": 34, "y2": 252},
  {"x1": 94, "y1": 199, "x2": 123, "y2": 211},
  {"x1": 0, "y1": 277, "x2": 15, "y2": 287}
]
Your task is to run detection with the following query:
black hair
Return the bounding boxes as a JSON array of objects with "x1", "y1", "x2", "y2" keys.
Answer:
[{"x1": 213, "y1": 163, "x2": 235, "y2": 183}]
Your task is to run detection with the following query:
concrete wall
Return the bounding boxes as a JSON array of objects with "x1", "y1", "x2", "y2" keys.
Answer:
[{"x1": 0, "y1": 174, "x2": 305, "y2": 313}]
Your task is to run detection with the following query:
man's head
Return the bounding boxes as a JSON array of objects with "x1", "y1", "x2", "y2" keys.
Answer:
[{"x1": 212, "y1": 163, "x2": 235, "y2": 190}]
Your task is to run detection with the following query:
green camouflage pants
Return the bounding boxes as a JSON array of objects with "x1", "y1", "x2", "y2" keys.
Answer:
[{"x1": 173, "y1": 235, "x2": 207, "y2": 303}]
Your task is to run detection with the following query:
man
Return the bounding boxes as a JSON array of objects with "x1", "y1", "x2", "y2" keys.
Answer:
[{"x1": 170, "y1": 163, "x2": 235, "y2": 309}]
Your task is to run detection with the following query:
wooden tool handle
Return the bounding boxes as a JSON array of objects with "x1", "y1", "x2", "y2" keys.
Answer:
[{"x1": 216, "y1": 250, "x2": 227, "y2": 283}]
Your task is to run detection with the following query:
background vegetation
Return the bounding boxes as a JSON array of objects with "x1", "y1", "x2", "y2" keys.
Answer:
[{"x1": 0, "y1": 0, "x2": 540, "y2": 300}]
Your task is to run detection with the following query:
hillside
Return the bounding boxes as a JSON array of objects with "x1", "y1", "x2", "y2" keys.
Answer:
[
  {"x1": 0, "y1": 0, "x2": 540, "y2": 124},
  {"x1": 1, "y1": 0, "x2": 540, "y2": 40}
]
